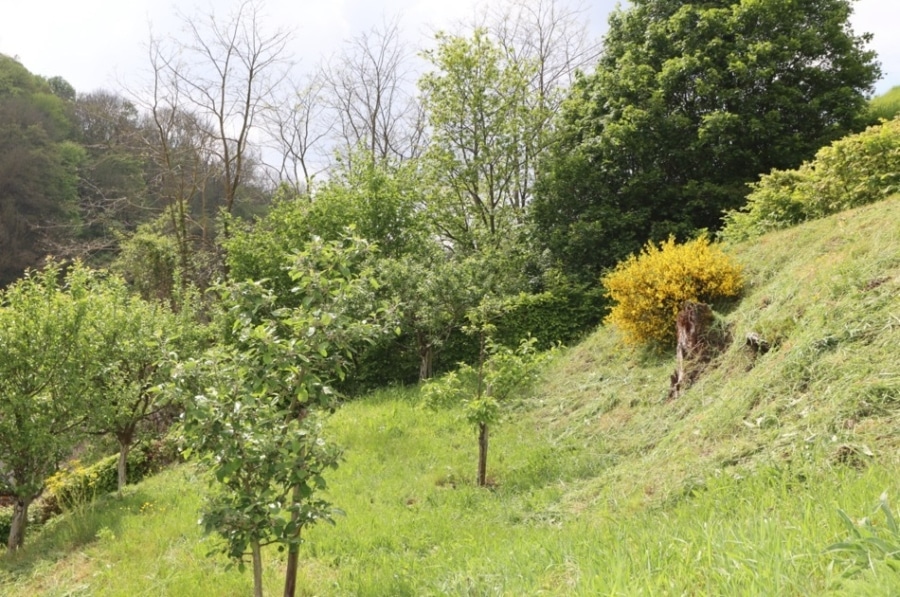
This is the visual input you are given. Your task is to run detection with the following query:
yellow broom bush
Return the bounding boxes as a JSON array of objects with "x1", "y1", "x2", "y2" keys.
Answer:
[{"x1": 602, "y1": 235, "x2": 743, "y2": 345}]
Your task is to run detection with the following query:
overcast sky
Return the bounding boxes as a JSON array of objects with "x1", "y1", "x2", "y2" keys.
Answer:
[{"x1": 1, "y1": 0, "x2": 897, "y2": 96}]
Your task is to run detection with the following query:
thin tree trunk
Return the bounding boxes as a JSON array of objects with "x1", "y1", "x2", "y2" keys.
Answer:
[
  {"x1": 283, "y1": 483, "x2": 302, "y2": 597},
  {"x1": 477, "y1": 422, "x2": 489, "y2": 487},
  {"x1": 117, "y1": 440, "x2": 130, "y2": 496},
  {"x1": 669, "y1": 301, "x2": 714, "y2": 399},
  {"x1": 251, "y1": 539, "x2": 264, "y2": 597},
  {"x1": 116, "y1": 428, "x2": 135, "y2": 496},
  {"x1": 7, "y1": 496, "x2": 32, "y2": 551},
  {"x1": 418, "y1": 343, "x2": 433, "y2": 381}
]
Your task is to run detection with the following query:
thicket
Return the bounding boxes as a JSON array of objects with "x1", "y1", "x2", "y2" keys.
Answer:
[
  {"x1": 602, "y1": 236, "x2": 743, "y2": 346},
  {"x1": 722, "y1": 118, "x2": 900, "y2": 241}
]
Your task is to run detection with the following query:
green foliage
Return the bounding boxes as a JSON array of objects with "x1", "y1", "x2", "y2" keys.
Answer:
[
  {"x1": 112, "y1": 221, "x2": 180, "y2": 303},
  {"x1": 868, "y1": 85, "x2": 900, "y2": 122},
  {"x1": 0, "y1": 57, "x2": 83, "y2": 285},
  {"x1": 419, "y1": 29, "x2": 544, "y2": 250},
  {"x1": 423, "y1": 296, "x2": 557, "y2": 485},
  {"x1": 533, "y1": 0, "x2": 881, "y2": 281},
  {"x1": 827, "y1": 493, "x2": 900, "y2": 577},
  {"x1": 79, "y1": 272, "x2": 203, "y2": 493},
  {"x1": 602, "y1": 235, "x2": 743, "y2": 346},
  {"x1": 41, "y1": 442, "x2": 170, "y2": 514},
  {"x1": 722, "y1": 118, "x2": 900, "y2": 241},
  {"x1": 0, "y1": 262, "x2": 96, "y2": 549},
  {"x1": 176, "y1": 234, "x2": 391, "y2": 593},
  {"x1": 493, "y1": 278, "x2": 607, "y2": 351},
  {"x1": 225, "y1": 155, "x2": 424, "y2": 305}
]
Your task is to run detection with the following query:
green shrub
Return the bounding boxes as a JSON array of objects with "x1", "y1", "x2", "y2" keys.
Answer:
[
  {"x1": 722, "y1": 118, "x2": 900, "y2": 241},
  {"x1": 869, "y1": 86, "x2": 900, "y2": 122},
  {"x1": 42, "y1": 440, "x2": 175, "y2": 515},
  {"x1": 601, "y1": 236, "x2": 743, "y2": 346}
]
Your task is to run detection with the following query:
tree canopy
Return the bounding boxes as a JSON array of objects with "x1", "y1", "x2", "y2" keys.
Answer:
[{"x1": 532, "y1": 0, "x2": 881, "y2": 281}]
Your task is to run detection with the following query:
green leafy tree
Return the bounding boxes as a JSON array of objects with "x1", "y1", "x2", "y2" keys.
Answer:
[
  {"x1": 533, "y1": 0, "x2": 881, "y2": 281},
  {"x1": 225, "y1": 153, "x2": 424, "y2": 304},
  {"x1": 868, "y1": 85, "x2": 900, "y2": 121},
  {"x1": 0, "y1": 262, "x2": 93, "y2": 550},
  {"x1": 177, "y1": 235, "x2": 389, "y2": 597},
  {"x1": 81, "y1": 274, "x2": 203, "y2": 495},
  {"x1": 0, "y1": 55, "x2": 83, "y2": 286},
  {"x1": 419, "y1": 29, "x2": 546, "y2": 251},
  {"x1": 378, "y1": 242, "x2": 530, "y2": 381},
  {"x1": 423, "y1": 297, "x2": 555, "y2": 486}
]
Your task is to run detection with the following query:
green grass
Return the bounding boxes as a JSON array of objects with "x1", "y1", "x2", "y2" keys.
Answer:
[{"x1": 2, "y1": 197, "x2": 899, "y2": 595}]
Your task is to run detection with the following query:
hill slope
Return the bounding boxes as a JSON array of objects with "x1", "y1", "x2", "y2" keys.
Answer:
[
  {"x1": 1, "y1": 197, "x2": 899, "y2": 595},
  {"x1": 536, "y1": 194, "x2": 900, "y2": 512}
]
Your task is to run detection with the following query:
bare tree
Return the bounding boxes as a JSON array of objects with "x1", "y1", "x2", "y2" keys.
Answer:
[
  {"x1": 262, "y1": 70, "x2": 333, "y2": 194},
  {"x1": 488, "y1": 0, "x2": 601, "y2": 109},
  {"x1": 322, "y1": 16, "x2": 425, "y2": 166},
  {"x1": 161, "y1": 0, "x2": 292, "y2": 213},
  {"x1": 140, "y1": 35, "x2": 217, "y2": 276}
]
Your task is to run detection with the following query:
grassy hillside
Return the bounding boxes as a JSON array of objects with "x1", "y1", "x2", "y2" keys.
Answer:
[{"x1": 2, "y1": 197, "x2": 899, "y2": 595}]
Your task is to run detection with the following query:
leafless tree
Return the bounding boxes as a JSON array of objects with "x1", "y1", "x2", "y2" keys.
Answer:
[
  {"x1": 159, "y1": 0, "x2": 292, "y2": 213},
  {"x1": 322, "y1": 16, "x2": 425, "y2": 166},
  {"x1": 487, "y1": 0, "x2": 601, "y2": 109},
  {"x1": 262, "y1": 70, "x2": 333, "y2": 194},
  {"x1": 140, "y1": 35, "x2": 217, "y2": 275}
]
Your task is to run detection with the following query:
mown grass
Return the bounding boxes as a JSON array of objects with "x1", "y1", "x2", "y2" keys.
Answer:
[{"x1": 2, "y1": 197, "x2": 899, "y2": 595}]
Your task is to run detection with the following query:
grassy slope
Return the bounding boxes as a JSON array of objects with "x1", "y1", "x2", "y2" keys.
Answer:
[{"x1": 2, "y1": 197, "x2": 899, "y2": 595}]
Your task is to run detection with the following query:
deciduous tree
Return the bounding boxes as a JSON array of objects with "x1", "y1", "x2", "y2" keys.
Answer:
[
  {"x1": 533, "y1": 0, "x2": 881, "y2": 281},
  {"x1": 0, "y1": 263, "x2": 93, "y2": 550},
  {"x1": 177, "y1": 235, "x2": 390, "y2": 597}
]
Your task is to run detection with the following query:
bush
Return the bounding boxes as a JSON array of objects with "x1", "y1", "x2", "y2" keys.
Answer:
[
  {"x1": 602, "y1": 236, "x2": 743, "y2": 346},
  {"x1": 42, "y1": 439, "x2": 176, "y2": 516},
  {"x1": 868, "y1": 86, "x2": 900, "y2": 122},
  {"x1": 722, "y1": 118, "x2": 900, "y2": 241}
]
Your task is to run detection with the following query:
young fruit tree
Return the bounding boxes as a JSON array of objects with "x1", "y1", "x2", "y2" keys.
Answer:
[
  {"x1": 423, "y1": 297, "x2": 556, "y2": 487},
  {"x1": 81, "y1": 274, "x2": 203, "y2": 495},
  {"x1": 0, "y1": 263, "x2": 94, "y2": 551},
  {"x1": 175, "y1": 235, "x2": 390, "y2": 597}
]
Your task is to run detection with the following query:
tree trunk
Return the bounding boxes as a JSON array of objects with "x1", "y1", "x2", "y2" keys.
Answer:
[
  {"x1": 283, "y1": 483, "x2": 302, "y2": 597},
  {"x1": 418, "y1": 339, "x2": 433, "y2": 381},
  {"x1": 669, "y1": 301, "x2": 714, "y2": 399},
  {"x1": 7, "y1": 496, "x2": 32, "y2": 551},
  {"x1": 117, "y1": 441, "x2": 129, "y2": 496},
  {"x1": 251, "y1": 539, "x2": 264, "y2": 597},
  {"x1": 116, "y1": 429, "x2": 134, "y2": 496},
  {"x1": 477, "y1": 422, "x2": 489, "y2": 487}
]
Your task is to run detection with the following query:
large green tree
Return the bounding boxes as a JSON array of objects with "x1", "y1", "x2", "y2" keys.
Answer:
[
  {"x1": 81, "y1": 274, "x2": 202, "y2": 495},
  {"x1": 532, "y1": 0, "x2": 881, "y2": 281},
  {"x1": 419, "y1": 29, "x2": 546, "y2": 251}
]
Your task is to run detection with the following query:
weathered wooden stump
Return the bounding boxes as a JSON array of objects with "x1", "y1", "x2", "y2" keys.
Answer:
[{"x1": 668, "y1": 301, "x2": 714, "y2": 399}]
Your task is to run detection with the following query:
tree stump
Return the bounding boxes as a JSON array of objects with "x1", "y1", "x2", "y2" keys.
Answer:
[{"x1": 669, "y1": 301, "x2": 714, "y2": 399}]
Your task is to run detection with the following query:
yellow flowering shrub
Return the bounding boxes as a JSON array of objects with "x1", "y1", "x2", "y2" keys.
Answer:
[{"x1": 602, "y1": 236, "x2": 743, "y2": 345}]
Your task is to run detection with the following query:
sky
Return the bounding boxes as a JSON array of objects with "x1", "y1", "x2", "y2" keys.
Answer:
[{"x1": 1, "y1": 0, "x2": 898, "y2": 97}]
